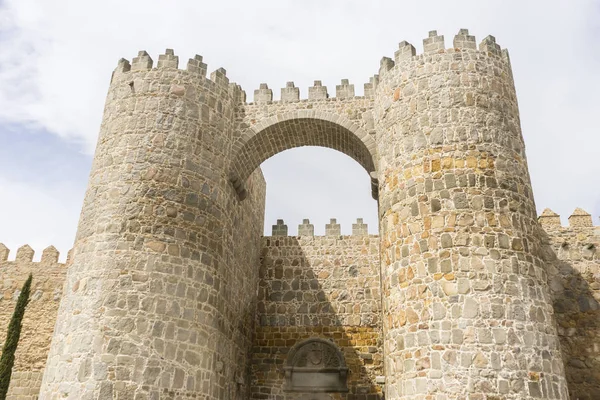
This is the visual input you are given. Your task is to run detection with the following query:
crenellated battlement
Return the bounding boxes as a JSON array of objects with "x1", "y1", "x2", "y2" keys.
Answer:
[
  {"x1": 539, "y1": 207, "x2": 599, "y2": 230},
  {"x1": 0, "y1": 243, "x2": 71, "y2": 265},
  {"x1": 538, "y1": 208, "x2": 599, "y2": 261},
  {"x1": 269, "y1": 218, "x2": 374, "y2": 237},
  {"x1": 378, "y1": 29, "x2": 512, "y2": 80},
  {"x1": 110, "y1": 49, "x2": 245, "y2": 101},
  {"x1": 0, "y1": 242, "x2": 71, "y2": 398},
  {"x1": 247, "y1": 77, "x2": 379, "y2": 105},
  {"x1": 245, "y1": 29, "x2": 510, "y2": 106},
  {"x1": 109, "y1": 29, "x2": 511, "y2": 109}
]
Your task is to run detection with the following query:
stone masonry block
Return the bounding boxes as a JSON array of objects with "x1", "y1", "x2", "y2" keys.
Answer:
[
  {"x1": 41, "y1": 246, "x2": 60, "y2": 264},
  {"x1": 281, "y1": 82, "x2": 300, "y2": 102},
  {"x1": 363, "y1": 75, "x2": 379, "y2": 99},
  {"x1": 352, "y1": 218, "x2": 368, "y2": 236},
  {"x1": 0, "y1": 243, "x2": 8, "y2": 261},
  {"x1": 187, "y1": 55, "x2": 207, "y2": 77},
  {"x1": 379, "y1": 57, "x2": 395, "y2": 77},
  {"x1": 131, "y1": 50, "x2": 153, "y2": 71},
  {"x1": 423, "y1": 30, "x2": 445, "y2": 53},
  {"x1": 16, "y1": 245, "x2": 34, "y2": 262},
  {"x1": 325, "y1": 219, "x2": 341, "y2": 236},
  {"x1": 479, "y1": 35, "x2": 501, "y2": 55},
  {"x1": 453, "y1": 29, "x2": 476, "y2": 50},
  {"x1": 229, "y1": 83, "x2": 246, "y2": 103},
  {"x1": 254, "y1": 83, "x2": 273, "y2": 104},
  {"x1": 336, "y1": 79, "x2": 355, "y2": 99},
  {"x1": 395, "y1": 41, "x2": 416, "y2": 63},
  {"x1": 309, "y1": 80, "x2": 328, "y2": 100},
  {"x1": 539, "y1": 208, "x2": 561, "y2": 229},
  {"x1": 157, "y1": 49, "x2": 179, "y2": 69},
  {"x1": 568, "y1": 207, "x2": 593, "y2": 227},
  {"x1": 272, "y1": 219, "x2": 288, "y2": 236},
  {"x1": 115, "y1": 58, "x2": 131, "y2": 74},
  {"x1": 210, "y1": 67, "x2": 229, "y2": 87},
  {"x1": 298, "y1": 219, "x2": 314, "y2": 237}
]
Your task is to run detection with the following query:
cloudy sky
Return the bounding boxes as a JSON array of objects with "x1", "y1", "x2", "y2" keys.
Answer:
[{"x1": 0, "y1": 0, "x2": 598, "y2": 260}]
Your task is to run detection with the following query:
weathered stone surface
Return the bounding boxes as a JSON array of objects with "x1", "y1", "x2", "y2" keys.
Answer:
[
  {"x1": 253, "y1": 235, "x2": 382, "y2": 399},
  {"x1": 296, "y1": 219, "x2": 313, "y2": 237},
  {"x1": 36, "y1": 58, "x2": 267, "y2": 400},
  {"x1": 374, "y1": 30, "x2": 570, "y2": 399},
  {"x1": 541, "y1": 214, "x2": 600, "y2": 400},
  {"x1": 0, "y1": 250, "x2": 67, "y2": 400},
  {"x1": 1, "y1": 29, "x2": 593, "y2": 399}
]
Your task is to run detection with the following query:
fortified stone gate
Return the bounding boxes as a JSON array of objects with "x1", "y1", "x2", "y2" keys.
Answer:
[{"x1": 1, "y1": 29, "x2": 599, "y2": 400}]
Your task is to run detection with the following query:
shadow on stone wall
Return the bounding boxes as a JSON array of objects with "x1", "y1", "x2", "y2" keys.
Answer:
[
  {"x1": 250, "y1": 236, "x2": 383, "y2": 400},
  {"x1": 540, "y1": 231, "x2": 600, "y2": 400}
]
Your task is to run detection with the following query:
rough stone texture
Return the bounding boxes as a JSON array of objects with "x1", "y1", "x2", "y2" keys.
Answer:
[
  {"x1": 0, "y1": 29, "x2": 588, "y2": 399},
  {"x1": 373, "y1": 32, "x2": 569, "y2": 398},
  {"x1": 5, "y1": 371, "x2": 44, "y2": 400},
  {"x1": 251, "y1": 235, "x2": 383, "y2": 399},
  {"x1": 272, "y1": 220, "x2": 289, "y2": 236},
  {"x1": 298, "y1": 219, "x2": 315, "y2": 237},
  {"x1": 4, "y1": 217, "x2": 600, "y2": 399},
  {"x1": 540, "y1": 209, "x2": 600, "y2": 400},
  {"x1": 37, "y1": 52, "x2": 267, "y2": 400},
  {"x1": 0, "y1": 245, "x2": 68, "y2": 400},
  {"x1": 230, "y1": 82, "x2": 378, "y2": 199}
]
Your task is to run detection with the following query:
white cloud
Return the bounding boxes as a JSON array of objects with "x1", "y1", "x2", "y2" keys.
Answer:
[{"x1": 0, "y1": 0, "x2": 598, "y2": 246}]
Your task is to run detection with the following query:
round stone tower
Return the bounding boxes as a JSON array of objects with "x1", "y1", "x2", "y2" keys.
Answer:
[
  {"x1": 374, "y1": 30, "x2": 569, "y2": 398},
  {"x1": 39, "y1": 50, "x2": 266, "y2": 399}
]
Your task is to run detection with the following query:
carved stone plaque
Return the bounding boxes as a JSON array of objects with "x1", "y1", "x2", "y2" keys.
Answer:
[{"x1": 283, "y1": 338, "x2": 348, "y2": 393}]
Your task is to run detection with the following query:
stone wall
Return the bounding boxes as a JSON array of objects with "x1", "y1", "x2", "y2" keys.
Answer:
[
  {"x1": 0, "y1": 244, "x2": 68, "y2": 400},
  {"x1": 2, "y1": 209, "x2": 600, "y2": 399},
  {"x1": 231, "y1": 88, "x2": 377, "y2": 189},
  {"x1": 250, "y1": 219, "x2": 384, "y2": 400},
  {"x1": 539, "y1": 208, "x2": 600, "y2": 400}
]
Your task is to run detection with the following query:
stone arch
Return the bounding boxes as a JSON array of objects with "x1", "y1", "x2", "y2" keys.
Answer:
[{"x1": 230, "y1": 111, "x2": 378, "y2": 200}]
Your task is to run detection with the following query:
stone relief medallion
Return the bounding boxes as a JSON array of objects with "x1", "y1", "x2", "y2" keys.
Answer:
[
  {"x1": 295, "y1": 341, "x2": 340, "y2": 368},
  {"x1": 284, "y1": 338, "x2": 348, "y2": 393},
  {"x1": 307, "y1": 343, "x2": 324, "y2": 366}
]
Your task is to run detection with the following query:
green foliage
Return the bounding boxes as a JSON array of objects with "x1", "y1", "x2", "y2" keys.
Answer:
[{"x1": 0, "y1": 274, "x2": 32, "y2": 400}]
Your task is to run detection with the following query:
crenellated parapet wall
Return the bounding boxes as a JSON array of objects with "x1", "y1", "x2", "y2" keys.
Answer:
[
  {"x1": 0, "y1": 244, "x2": 69, "y2": 400},
  {"x1": 250, "y1": 77, "x2": 376, "y2": 104},
  {"x1": 375, "y1": 30, "x2": 520, "y2": 174},
  {"x1": 270, "y1": 218, "x2": 372, "y2": 237},
  {"x1": 539, "y1": 208, "x2": 600, "y2": 399},
  {"x1": 113, "y1": 49, "x2": 245, "y2": 102},
  {"x1": 0, "y1": 244, "x2": 71, "y2": 265}
]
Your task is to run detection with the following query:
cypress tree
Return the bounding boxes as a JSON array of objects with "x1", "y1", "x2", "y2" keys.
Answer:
[{"x1": 0, "y1": 274, "x2": 32, "y2": 399}]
